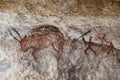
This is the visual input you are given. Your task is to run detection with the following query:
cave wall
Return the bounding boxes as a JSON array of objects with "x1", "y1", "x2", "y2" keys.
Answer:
[
  {"x1": 0, "y1": 0, "x2": 120, "y2": 16},
  {"x1": 0, "y1": 0, "x2": 120, "y2": 80}
]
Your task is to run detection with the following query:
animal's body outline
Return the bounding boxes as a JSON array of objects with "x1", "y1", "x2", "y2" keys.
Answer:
[{"x1": 9, "y1": 24, "x2": 65, "y2": 62}]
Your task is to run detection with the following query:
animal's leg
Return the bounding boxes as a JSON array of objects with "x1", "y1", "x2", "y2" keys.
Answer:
[
  {"x1": 52, "y1": 43, "x2": 59, "y2": 52},
  {"x1": 82, "y1": 37, "x2": 87, "y2": 44},
  {"x1": 57, "y1": 49, "x2": 64, "y2": 62},
  {"x1": 101, "y1": 44, "x2": 107, "y2": 52},
  {"x1": 110, "y1": 48, "x2": 114, "y2": 54},
  {"x1": 84, "y1": 47, "x2": 89, "y2": 55},
  {"x1": 107, "y1": 45, "x2": 114, "y2": 54},
  {"x1": 82, "y1": 37, "x2": 89, "y2": 55},
  {"x1": 103, "y1": 42, "x2": 114, "y2": 54},
  {"x1": 88, "y1": 42, "x2": 97, "y2": 55},
  {"x1": 52, "y1": 42, "x2": 62, "y2": 62},
  {"x1": 90, "y1": 47, "x2": 97, "y2": 55},
  {"x1": 32, "y1": 52, "x2": 39, "y2": 62},
  {"x1": 56, "y1": 40, "x2": 64, "y2": 62},
  {"x1": 56, "y1": 52, "x2": 63, "y2": 62}
]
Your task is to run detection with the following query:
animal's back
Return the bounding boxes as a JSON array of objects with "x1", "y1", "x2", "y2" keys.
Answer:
[
  {"x1": 21, "y1": 25, "x2": 65, "y2": 55},
  {"x1": 31, "y1": 25, "x2": 63, "y2": 35}
]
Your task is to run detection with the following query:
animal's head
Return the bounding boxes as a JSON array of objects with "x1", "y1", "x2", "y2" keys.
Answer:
[{"x1": 8, "y1": 28, "x2": 29, "y2": 52}]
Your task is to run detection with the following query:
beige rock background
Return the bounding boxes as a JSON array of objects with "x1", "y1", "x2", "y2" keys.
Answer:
[
  {"x1": 0, "y1": 0, "x2": 120, "y2": 16},
  {"x1": 0, "y1": 0, "x2": 120, "y2": 80}
]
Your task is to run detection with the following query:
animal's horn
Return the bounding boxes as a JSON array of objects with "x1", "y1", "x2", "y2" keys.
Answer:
[
  {"x1": 77, "y1": 30, "x2": 91, "y2": 40},
  {"x1": 8, "y1": 29, "x2": 20, "y2": 41},
  {"x1": 8, "y1": 28, "x2": 22, "y2": 41},
  {"x1": 11, "y1": 28, "x2": 22, "y2": 40}
]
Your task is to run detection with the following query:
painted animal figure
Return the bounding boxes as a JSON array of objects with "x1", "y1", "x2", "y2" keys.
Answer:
[
  {"x1": 9, "y1": 25, "x2": 65, "y2": 62},
  {"x1": 93, "y1": 27, "x2": 115, "y2": 54},
  {"x1": 82, "y1": 36, "x2": 98, "y2": 55}
]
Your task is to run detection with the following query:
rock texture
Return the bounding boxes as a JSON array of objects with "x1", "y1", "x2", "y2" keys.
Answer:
[
  {"x1": 0, "y1": 0, "x2": 120, "y2": 16},
  {"x1": 0, "y1": 12, "x2": 120, "y2": 80},
  {"x1": 0, "y1": 0, "x2": 120, "y2": 80}
]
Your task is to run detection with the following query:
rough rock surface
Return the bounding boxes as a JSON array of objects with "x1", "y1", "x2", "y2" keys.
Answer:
[
  {"x1": 0, "y1": 0, "x2": 120, "y2": 80},
  {"x1": 0, "y1": 0, "x2": 120, "y2": 16},
  {"x1": 0, "y1": 11, "x2": 120, "y2": 80}
]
